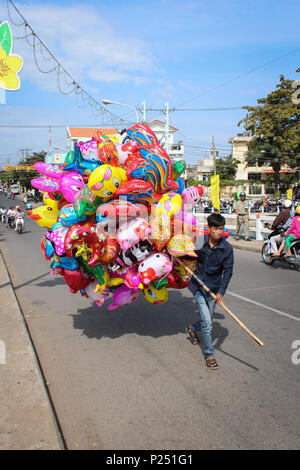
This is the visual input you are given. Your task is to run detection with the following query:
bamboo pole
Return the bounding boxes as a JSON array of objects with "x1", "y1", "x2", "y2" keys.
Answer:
[{"x1": 176, "y1": 258, "x2": 264, "y2": 347}]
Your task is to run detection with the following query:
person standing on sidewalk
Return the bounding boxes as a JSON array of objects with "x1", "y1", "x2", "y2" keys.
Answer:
[
  {"x1": 234, "y1": 191, "x2": 250, "y2": 241},
  {"x1": 186, "y1": 213, "x2": 234, "y2": 370}
]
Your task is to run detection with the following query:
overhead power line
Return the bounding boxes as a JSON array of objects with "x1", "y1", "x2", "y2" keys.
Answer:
[{"x1": 5, "y1": 0, "x2": 128, "y2": 127}]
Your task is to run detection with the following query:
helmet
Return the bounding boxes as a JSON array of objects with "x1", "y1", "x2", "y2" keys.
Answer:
[
  {"x1": 295, "y1": 206, "x2": 300, "y2": 214},
  {"x1": 283, "y1": 199, "x2": 292, "y2": 208},
  {"x1": 16, "y1": 206, "x2": 21, "y2": 211},
  {"x1": 239, "y1": 191, "x2": 246, "y2": 198}
]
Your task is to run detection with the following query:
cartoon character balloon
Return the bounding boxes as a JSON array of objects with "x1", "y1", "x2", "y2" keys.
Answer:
[{"x1": 31, "y1": 162, "x2": 84, "y2": 203}]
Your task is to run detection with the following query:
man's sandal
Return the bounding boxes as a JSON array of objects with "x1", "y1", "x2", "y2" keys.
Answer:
[
  {"x1": 205, "y1": 356, "x2": 218, "y2": 370},
  {"x1": 185, "y1": 325, "x2": 199, "y2": 345}
]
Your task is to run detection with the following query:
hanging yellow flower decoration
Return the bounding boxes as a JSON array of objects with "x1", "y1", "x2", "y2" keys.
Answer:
[
  {"x1": 0, "y1": 46, "x2": 22, "y2": 90},
  {"x1": 0, "y1": 21, "x2": 23, "y2": 91}
]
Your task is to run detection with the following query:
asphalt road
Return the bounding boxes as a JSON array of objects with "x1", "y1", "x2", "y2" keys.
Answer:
[{"x1": 0, "y1": 194, "x2": 300, "y2": 450}]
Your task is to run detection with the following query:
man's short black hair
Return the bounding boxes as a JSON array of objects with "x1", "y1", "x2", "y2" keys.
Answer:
[{"x1": 207, "y1": 213, "x2": 225, "y2": 227}]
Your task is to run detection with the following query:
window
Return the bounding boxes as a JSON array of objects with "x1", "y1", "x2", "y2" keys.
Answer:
[{"x1": 248, "y1": 173, "x2": 261, "y2": 181}]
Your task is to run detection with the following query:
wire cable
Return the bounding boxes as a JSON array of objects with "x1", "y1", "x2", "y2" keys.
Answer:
[{"x1": 6, "y1": 0, "x2": 128, "y2": 127}]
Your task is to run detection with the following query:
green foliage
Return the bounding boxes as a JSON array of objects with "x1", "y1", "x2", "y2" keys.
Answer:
[
  {"x1": 215, "y1": 154, "x2": 240, "y2": 180},
  {"x1": 239, "y1": 74, "x2": 300, "y2": 190}
]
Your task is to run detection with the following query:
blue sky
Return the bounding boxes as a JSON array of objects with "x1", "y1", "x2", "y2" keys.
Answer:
[{"x1": 0, "y1": 0, "x2": 299, "y2": 166}]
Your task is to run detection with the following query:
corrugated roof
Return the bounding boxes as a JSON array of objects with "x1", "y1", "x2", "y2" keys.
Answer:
[{"x1": 67, "y1": 127, "x2": 118, "y2": 138}]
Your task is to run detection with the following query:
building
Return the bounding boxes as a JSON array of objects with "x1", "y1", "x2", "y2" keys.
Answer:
[
  {"x1": 66, "y1": 127, "x2": 120, "y2": 147},
  {"x1": 229, "y1": 132, "x2": 293, "y2": 181},
  {"x1": 146, "y1": 120, "x2": 184, "y2": 162},
  {"x1": 229, "y1": 132, "x2": 294, "y2": 196},
  {"x1": 45, "y1": 152, "x2": 67, "y2": 165}
]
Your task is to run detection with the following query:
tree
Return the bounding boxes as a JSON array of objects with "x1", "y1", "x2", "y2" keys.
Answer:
[
  {"x1": 239, "y1": 74, "x2": 300, "y2": 191},
  {"x1": 215, "y1": 154, "x2": 240, "y2": 180},
  {"x1": 19, "y1": 150, "x2": 47, "y2": 165}
]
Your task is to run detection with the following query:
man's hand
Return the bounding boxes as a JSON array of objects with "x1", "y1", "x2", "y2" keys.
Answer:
[{"x1": 214, "y1": 293, "x2": 223, "y2": 304}]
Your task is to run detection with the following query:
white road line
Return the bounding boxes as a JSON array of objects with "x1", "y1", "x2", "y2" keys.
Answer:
[{"x1": 227, "y1": 291, "x2": 300, "y2": 323}]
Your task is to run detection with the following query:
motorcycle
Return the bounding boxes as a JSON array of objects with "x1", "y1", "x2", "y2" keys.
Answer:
[
  {"x1": 7, "y1": 216, "x2": 15, "y2": 228},
  {"x1": 15, "y1": 215, "x2": 24, "y2": 233},
  {"x1": 261, "y1": 228, "x2": 300, "y2": 271}
]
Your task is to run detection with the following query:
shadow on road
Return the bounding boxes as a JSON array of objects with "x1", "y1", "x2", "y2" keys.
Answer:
[{"x1": 71, "y1": 290, "x2": 228, "y2": 348}]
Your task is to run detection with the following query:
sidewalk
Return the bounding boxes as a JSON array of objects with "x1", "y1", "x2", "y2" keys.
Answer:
[
  {"x1": 0, "y1": 249, "x2": 63, "y2": 450},
  {"x1": 228, "y1": 235, "x2": 262, "y2": 253}
]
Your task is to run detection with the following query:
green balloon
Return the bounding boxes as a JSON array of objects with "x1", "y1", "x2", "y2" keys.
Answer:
[{"x1": 172, "y1": 160, "x2": 186, "y2": 180}]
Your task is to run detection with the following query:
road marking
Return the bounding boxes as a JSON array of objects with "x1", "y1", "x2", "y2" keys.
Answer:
[
  {"x1": 232, "y1": 283, "x2": 300, "y2": 293},
  {"x1": 227, "y1": 291, "x2": 300, "y2": 323}
]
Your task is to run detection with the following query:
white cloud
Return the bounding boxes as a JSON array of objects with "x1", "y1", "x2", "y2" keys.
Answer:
[{"x1": 2, "y1": 2, "x2": 156, "y2": 92}]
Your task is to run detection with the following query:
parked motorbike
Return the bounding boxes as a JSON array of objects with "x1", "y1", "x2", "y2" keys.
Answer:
[{"x1": 261, "y1": 229, "x2": 300, "y2": 271}]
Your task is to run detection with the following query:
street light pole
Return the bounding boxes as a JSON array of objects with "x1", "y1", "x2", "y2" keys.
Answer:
[{"x1": 102, "y1": 99, "x2": 139, "y2": 123}]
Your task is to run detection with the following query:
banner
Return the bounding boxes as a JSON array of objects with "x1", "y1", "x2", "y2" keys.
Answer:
[{"x1": 210, "y1": 174, "x2": 220, "y2": 211}]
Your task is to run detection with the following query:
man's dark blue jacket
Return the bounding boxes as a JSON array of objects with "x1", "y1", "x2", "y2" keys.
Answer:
[{"x1": 188, "y1": 235, "x2": 234, "y2": 296}]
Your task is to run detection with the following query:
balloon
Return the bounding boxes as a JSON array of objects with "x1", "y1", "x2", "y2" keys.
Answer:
[
  {"x1": 181, "y1": 185, "x2": 204, "y2": 206},
  {"x1": 110, "y1": 265, "x2": 143, "y2": 290},
  {"x1": 31, "y1": 162, "x2": 85, "y2": 203},
  {"x1": 117, "y1": 217, "x2": 151, "y2": 250},
  {"x1": 96, "y1": 199, "x2": 140, "y2": 221},
  {"x1": 167, "y1": 234, "x2": 197, "y2": 258},
  {"x1": 154, "y1": 191, "x2": 182, "y2": 217},
  {"x1": 172, "y1": 160, "x2": 186, "y2": 180},
  {"x1": 40, "y1": 235, "x2": 55, "y2": 260},
  {"x1": 109, "y1": 239, "x2": 154, "y2": 271},
  {"x1": 97, "y1": 232, "x2": 120, "y2": 265},
  {"x1": 84, "y1": 280, "x2": 109, "y2": 307},
  {"x1": 125, "y1": 123, "x2": 160, "y2": 147},
  {"x1": 108, "y1": 285, "x2": 141, "y2": 310},
  {"x1": 64, "y1": 221, "x2": 105, "y2": 267},
  {"x1": 74, "y1": 184, "x2": 101, "y2": 217},
  {"x1": 57, "y1": 204, "x2": 87, "y2": 226},
  {"x1": 144, "y1": 285, "x2": 168, "y2": 304},
  {"x1": 167, "y1": 264, "x2": 192, "y2": 289},
  {"x1": 30, "y1": 125, "x2": 231, "y2": 311},
  {"x1": 113, "y1": 179, "x2": 155, "y2": 206},
  {"x1": 77, "y1": 138, "x2": 99, "y2": 162},
  {"x1": 46, "y1": 224, "x2": 70, "y2": 256},
  {"x1": 27, "y1": 195, "x2": 60, "y2": 229},
  {"x1": 116, "y1": 140, "x2": 139, "y2": 165},
  {"x1": 96, "y1": 134, "x2": 119, "y2": 166},
  {"x1": 138, "y1": 253, "x2": 173, "y2": 285},
  {"x1": 174, "y1": 177, "x2": 185, "y2": 194},
  {"x1": 57, "y1": 267, "x2": 90, "y2": 294},
  {"x1": 62, "y1": 142, "x2": 101, "y2": 176},
  {"x1": 50, "y1": 254, "x2": 79, "y2": 271},
  {"x1": 88, "y1": 164, "x2": 127, "y2": 200}
]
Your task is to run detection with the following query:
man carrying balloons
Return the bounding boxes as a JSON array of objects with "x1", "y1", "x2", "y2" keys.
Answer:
[{"x1": 186, "y1": 213, "x2": 234, "y2": 371}]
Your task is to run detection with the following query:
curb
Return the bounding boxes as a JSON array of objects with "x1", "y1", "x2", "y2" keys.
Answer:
[{"x1": 0, "y1": 248, "x2": 63, "y2": 450}]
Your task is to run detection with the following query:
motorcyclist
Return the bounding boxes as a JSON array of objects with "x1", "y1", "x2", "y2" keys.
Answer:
[
  {"x1": 269, "y1": 199, "x2": 294, "y2": 256},
  {"x1": 1, "y1": 207, "x2": 7, "y2": 223},
  {"x1": 6, "y1": 206, "x2": 16, "y2": 228},
  {"x1": 14, "y1": 206, "x2": 25, "y2": 231}
]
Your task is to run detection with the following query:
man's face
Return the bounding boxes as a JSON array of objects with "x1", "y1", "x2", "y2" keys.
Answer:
[{"x1": 209, "y1": 225, "x2": 224, "y2": 241}]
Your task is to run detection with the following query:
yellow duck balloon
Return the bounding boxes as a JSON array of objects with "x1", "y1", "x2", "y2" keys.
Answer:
[{"x1": 27, "y1": 194, "x2": 60, "y2": 229}]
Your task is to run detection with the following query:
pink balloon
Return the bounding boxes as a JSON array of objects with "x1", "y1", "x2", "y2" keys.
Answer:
[{"x1": 108, "y1": 285, "x2": 141, "y2": 310}]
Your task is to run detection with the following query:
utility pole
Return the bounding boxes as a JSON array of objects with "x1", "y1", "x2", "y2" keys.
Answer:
[
  {"x1": 141, "y1": 101, "x2": 146, "y2": 122},
  {"x1": 49, "y1": 125, "x2": 52, "y2": 154},
  {"x1": 211, "y1": 136, "x2": 217, "y2": 175},
  {"x1": 164, "y1": 102, "x2": 170, "y2": 153}
]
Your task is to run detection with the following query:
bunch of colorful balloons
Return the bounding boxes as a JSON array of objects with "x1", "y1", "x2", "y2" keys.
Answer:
[{"x1": 28, "y1": 123, "x2": 226, "y2": 310}]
